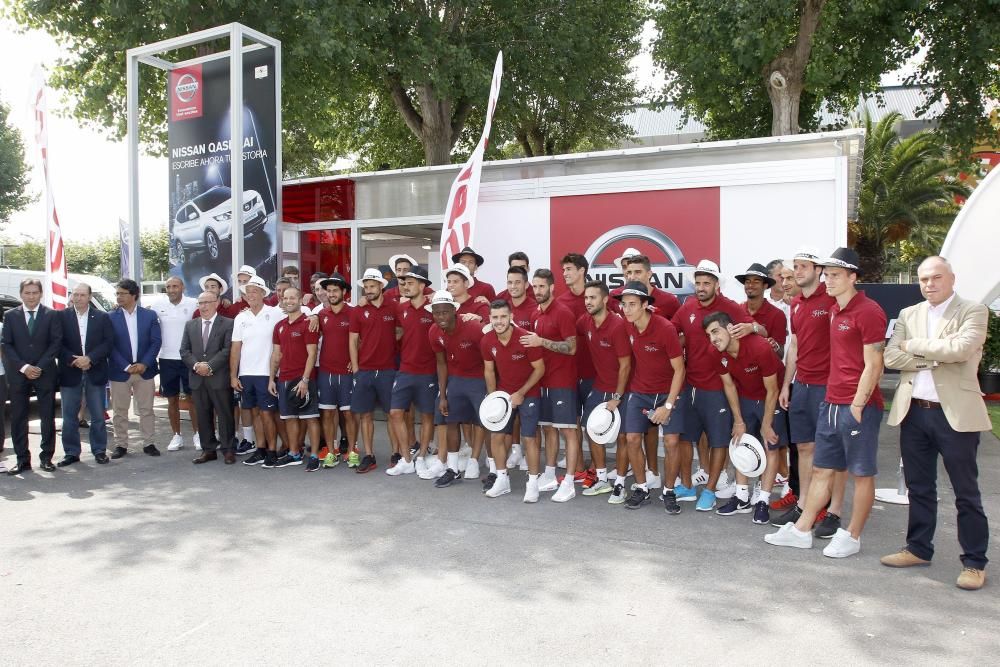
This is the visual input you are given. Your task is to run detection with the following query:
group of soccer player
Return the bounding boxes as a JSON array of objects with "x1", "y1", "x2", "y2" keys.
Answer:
[{"x1": 239, "y1": 242, "x2": 886, "y2": 558}]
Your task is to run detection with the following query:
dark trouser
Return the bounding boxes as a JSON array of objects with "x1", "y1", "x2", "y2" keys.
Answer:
[
  {"x1": 9, "y1": 379, "x2": 56, "y2": 465},
  {"x1": 192, "y1": 383, "x2": 236, "y2": 452},
  {"x1": 0, "y1": 375, "x2": 7, "y2": 451},
  {"x1": 788, "y1": 443, "x2": 800, "y2": 496},
  {"x1": 900, "y1": 404, "x2": 989, "y2": 569}
]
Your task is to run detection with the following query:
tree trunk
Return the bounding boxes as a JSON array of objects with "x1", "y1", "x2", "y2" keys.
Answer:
[
  {"x1": 763, "y1": 0, "x2": 826, "y2": 136},
  {"x1": 854, "y1": 233, "x2": 885, "y2": 283}
]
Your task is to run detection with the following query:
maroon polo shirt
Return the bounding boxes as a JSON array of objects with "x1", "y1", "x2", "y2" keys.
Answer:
[
  {"x1": 272, "y1": 314, "x2": 320, "y2": 381},
  {"x1": 348, "y1": 297, "x2": 397, "y2": 371},
  {"x1": 744, "y1": 298, "x2": 788, "y2": 350},
  {"x1": 531, "y1": 301, "x2": 578, "y2": 390},
  {"x1": 789, "y1": 282, "x2": 837, "y2": 385},
  {"x1": 317, "y1": 304, "x2": 353, "y2": 374},
  {"x1": 429, "y1": 319, "x2": 486, "y2": 378},
  {"x1": 577, "y1": 312, "x2": 631, "y2": 393},
  {"x1": 556, "y1": 287, "x2": 596, "y2": 380},
  {"x1": 481, "y1": 327, "x2": 544, "y2": 397},
  {"x1": 715, "y1": 334, "x2": 783, "y2": 401},
  {"x1": 396, "y1": 298, "x2": 436, "y2": 375},
  {"x1": 626, "y1": 315, "x2": 683, "y2": 395},
  {"x1": 672, "y1": 293, "x2": 753, "y2": 391},
  {"x1": 825, "y1": 291, "x2": 887, "y2": 409}
]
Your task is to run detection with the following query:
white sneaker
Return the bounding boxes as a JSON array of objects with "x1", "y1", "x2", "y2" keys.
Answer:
[
  {"x1": 715, "y1": 471, "x2": 736, "y2": 499},
  {"x1": 386, "y1": 458, "x2": 415, "y2": 476},
  {"x1": 463, "y1": 457, "x2": 480, "y2": 480},
  {"x1": 692, "y1": 468, "x2": 709, "y2": 486},
  {"x1": 557, "y1": 456, "x2": 567, "y2": 469},
  {"x1": 415, "y1": 456, "x2": 428, "y2": 476},
  {"x1": 764, "y1": 523, "x2": 813, "y2": 549},
  {"x1": 193, "y1": 433, "x2": 202, "y2": 451},
  {"x1": 608, "y1": 483, "x2": 626, "y2": 505},
  {"x1": 485, "y1": 474, "x2": 511, "y2": 498},
  {"x1": 552, "y1": 480, "x2": 576, "y2": 503},
  {"x1": 645, "y1": 471, "x2": 662, "y2": 490},
  {"x1": 506, "y1": 444, "x2": 524, "y2": 469},
  {"x1": 457, "y1": 443, "x2": 472, "y2": 471},
  {"x1": 538, "y1": 471, "x2": 559, "y2": 492},
  {"x1": 418, "y1": 458, "x2": 446, "y2": 480},
  {"x1": 167, "y1": 434, "x2": 184, "y2": 451},
  {"x1": 523, "y1": 477, "x2": 540, "y2": 503},
  {"x1": 823, "y1": 528, "x2": 861, "y2": 558},
  {"x1": 518, "y1": 458, "x2": 528, "y2": 471},
  {"x1": 608, "y1": 466, "x2": 632, "y2": 482}
]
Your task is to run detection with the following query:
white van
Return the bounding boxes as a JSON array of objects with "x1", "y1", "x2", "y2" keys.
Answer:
[{"x1": 0, "y1": 269, "x2": 117, "y2": 312}]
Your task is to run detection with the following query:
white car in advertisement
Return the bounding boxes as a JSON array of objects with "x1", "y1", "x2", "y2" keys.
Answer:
[{"x1": 172, "y1": 186, "x2": 268, "y2": 263}]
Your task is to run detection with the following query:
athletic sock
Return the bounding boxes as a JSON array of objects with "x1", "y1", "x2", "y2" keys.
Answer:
[
  {"x1": 758, "y1": 489, "x2": 772, "y2": 504},
  {"x1": 545, "y1": 465, "x2": 556, "y2": 477},
  {"x1": 487, "y1": 457, "x2": 497, "y2": 473},
  {"x1": 596, "y1": 468, "x2": 608, "y2": 481},
  {"x1": 242, "y1": 427, "x2": 254, "y2": 441},
  {"x1": 528, "y1": 473, "x2": 539, "y2": 482},
  {"x1": 637, "y1": 482, "x2": 648, "y2": 491},
  {"x1": 446, "y1": 452, "x2": 459, "y2": 471},
  {"x1": 736, "y1": 484, "x2": 750, "y2": 502},
  {"x1": 496, "y1": 469, "x2": 508, "y2": 479}
]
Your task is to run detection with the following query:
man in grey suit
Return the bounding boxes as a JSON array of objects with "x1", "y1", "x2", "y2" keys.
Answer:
[
  {"x1": 180, "y1": 291, "x2": 236, "y2": 465},
  {"x1": 882, "y1": 256, "x2": 992, "y2": 591}
]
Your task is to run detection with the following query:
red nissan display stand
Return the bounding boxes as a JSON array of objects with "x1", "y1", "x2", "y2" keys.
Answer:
[{"x1": 282, "y1": 178, "x2": 355, "y2": 282}]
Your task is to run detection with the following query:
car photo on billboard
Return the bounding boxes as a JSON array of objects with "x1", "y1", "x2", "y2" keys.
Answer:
[{"x1": 170, "y1": 185, "x2": 268, "y2": 264}]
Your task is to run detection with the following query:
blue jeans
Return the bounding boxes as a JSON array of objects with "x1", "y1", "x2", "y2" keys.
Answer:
[{"x1": 61, "y1": 381, "x2": 109, "y2": 456}]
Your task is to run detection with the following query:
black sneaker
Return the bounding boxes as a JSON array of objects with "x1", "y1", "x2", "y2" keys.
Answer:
[
  {"x1": 236, "y1": 439, "x2": 256, "y2": 455},
  {"x1": 243, "y1": 449, "x2": 267, "y2": 466},
  {"x1": 752, "y1": 500, "x2": 770, "y2": 524},
  {"x1": 274, "y1": 453, "x2": 303, "y2": 468},
  {"x1": 390, "y1": 452, "x2": 402, "y2": 467},
  {"x1": 338, "y1": 436, "x2": 349, "y2": 455},
  {"x1": 357, "y1": 455, "x2": 377, "y2": 473},
  {"x1": 813, "y1": 512, "x2": 842, "y2": 539},
  {"x1": 434, "y1": 468, "x2": 461, "y2": 488},
  {"x1": 662, "y1": 490, "x2": 682, "y2": 514},
  {"x1": 261, "y1": 451, "x2": 279, "y2": 469},
  {"x1": 409, "y1": 442, "x2": 420, "y2": 458},
  {"x1": 771, "y1": 504, "x2": 803, "y2": 527},
  {"x1": 482, "y1": 472, "x2": 497, "y2": 493},
  {"x1": 716, "y1": 497, "x2": 753, "y2": 516},
  {"x1": 625, "y1": 487, "x2": 650, "y2": 509},
  {"x1": 305, "y1": 456, "x2": 320, "y2": 472}
]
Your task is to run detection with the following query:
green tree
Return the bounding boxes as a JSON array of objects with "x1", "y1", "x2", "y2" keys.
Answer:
[
  {"x1": 853, "y1": 111, "x2": 969, "y2": 282},
  {"x1": 651, "y1": 1, "x2": 1000, "y2": 151},
  {"x1": 0, "y1": 97, "x2": 34, "y2": 224},
  {"x1": 9, "y1": 0, "x2": 643, "y2": 171},
  {"x1": 139, "y1": 227, "x2": 171, "y2": 279},
  {"x1": 65, "y1": 241, "x2": 102, "y2": 275},
  {"x1": 5, "y1": 239, "x2": 44, "y2": 270}
]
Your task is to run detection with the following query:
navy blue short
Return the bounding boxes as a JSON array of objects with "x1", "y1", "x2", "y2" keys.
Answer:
[
  {"x1": 159, "y1": 359, "x2": 190, "y2": 397},
  {"x1": 625, "y1": 391, "x2": 684, "y2": 435},
  {"x1": 240, "y1": 375, "x2": 278, "y2": 411},
  {"x1": 318, "y1": 371, "x2": 353, "y2": 410},
  {"x1": 577, "y1": 377, "x2": 595, "y2": 418},
  {"x1": 390, "y1": 372, "x2": 438, "y2": 415},
  {"x1": 351, "y1": 369, "x2": 395, "y2": 414},
  {"x1": 681, "y1": 387, "x2": 732, "y2": 448},
  {"x1": 789, "y1": 381, "x2": 826, "y2": 444},
  {"x1": 739, "y1": 397, "x2": 789, "y2": 451},
  {"x1": 499, "y1": 396, "x2": 541, "y2": 437},
  {"x1": 435, "y1": 376, "x2": 487, "y2": 426},
  {"x1": 813, "y1": 401, "x2": 881, "y2": 476},
  {"x1": 539, "y1": 386, "x2": 578, "y2": 429},
  {"x1": 278, "y1": 378, "x2": 320, "y2": 420}
]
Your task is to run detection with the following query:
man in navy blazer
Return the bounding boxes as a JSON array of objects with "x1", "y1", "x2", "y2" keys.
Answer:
[
  {"x1": 58, "y1": 283, "x2": 115, "y2": 466},
  {"x1": 108, "y1": 279, "x2": 162, "y2": 458},
  {"x1": 1, "y1": 278, "x2": 63, "y2": 475}
]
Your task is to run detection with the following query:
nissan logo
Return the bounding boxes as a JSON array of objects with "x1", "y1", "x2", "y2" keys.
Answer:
[
  {"x1": 584, "y1": 224, "x2": 695, "y2": 296},
  {"x1": 175, "y1": 73, "x2": 199, "y2": 103}
]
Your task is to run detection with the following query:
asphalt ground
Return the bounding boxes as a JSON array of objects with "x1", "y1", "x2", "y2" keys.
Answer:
[{"x1": 1, "y1": 398, "x2": 998, "y2": 665}]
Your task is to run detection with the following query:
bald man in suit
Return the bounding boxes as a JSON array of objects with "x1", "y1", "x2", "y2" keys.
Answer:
[{"x1": 882, "y1": 256, "x2": 992, "y2": 591}]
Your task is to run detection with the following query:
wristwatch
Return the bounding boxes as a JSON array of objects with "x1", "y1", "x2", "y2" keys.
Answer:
[
  {"x1": 663, "y1": 402, "x2": 673, "y2": 410},
  {"x1": 611, "y1": 392, "x2": 622, "y2": 401},
  {"x1": 752, "y1": 322, "x2": 760, "y2": 334}
]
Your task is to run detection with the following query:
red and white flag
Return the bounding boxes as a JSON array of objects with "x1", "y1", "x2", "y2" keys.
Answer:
[
  {"x1": 31, "y1": 67, "x2": 68, "y2": 310},
  {"x1": 438, "y1": 52, "x2": 503, "y2": 271}
]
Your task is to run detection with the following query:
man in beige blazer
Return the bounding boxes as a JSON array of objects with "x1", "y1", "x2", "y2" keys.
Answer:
[{"x1": 882, "y1": 256, "x2": 991, "y2": 590}]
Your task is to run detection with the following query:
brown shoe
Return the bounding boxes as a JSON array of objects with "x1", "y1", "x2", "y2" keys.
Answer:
[
  {"x1": 880, "y1": 549, "x2": 931, "y2": 568},
  {"x1": 193, "y1": 451, "x2": 218, "y2": 464},
  {"x1": 224, "y1": 451, "x2": 236, "y2": 465},
  {"x1": 957, "y1": 567, "x2": 986, "y2": 590}
]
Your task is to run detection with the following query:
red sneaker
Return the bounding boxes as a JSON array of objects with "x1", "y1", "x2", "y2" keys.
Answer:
[
  {"x1": 770, "y1": 492, "x2": 798, "y2": 510},
  {"x1": 580, "y1": 469, "x2": 598, "y2": 488},
  {"x1": 814, "y1": 508, "x2": 828, "y2": 525}
]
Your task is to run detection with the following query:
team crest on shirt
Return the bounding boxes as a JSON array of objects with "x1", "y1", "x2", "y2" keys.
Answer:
[
  {"x1": 689, "y1": 313, "x2": 696, "y2": 324},
  {"x1": 587, "y1": 331, "x2": 593, "y2": 340},
  {"x1": 491, "y1": 346, "x2": 498, "y2": 357},
  {"x1": 438, "y1": 337, "x2": 445, "y2": 346},
  {"x1": 403, "y1": 311, "x2": 408, "y2": 319},
  {"x1": 629, "y1": 335, "x2": 635, "y2": 345},
  {"x1": 721, "y1": 357, "x2": 728, "y2": 367},
  {"x1": 364, "y1": 311, "x2": 370, "y2": 319}
]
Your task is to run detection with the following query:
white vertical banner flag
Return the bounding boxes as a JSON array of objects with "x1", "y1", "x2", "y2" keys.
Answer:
[
  {"x1": 119, "y1": 218, "x2": 132, "y2": 281},
  {"x1": 438, "y1": 52, "x2": 503, "y2": 271},
  {"x1": 30, "y1": 67, "x2": 68, "y2": 310}
]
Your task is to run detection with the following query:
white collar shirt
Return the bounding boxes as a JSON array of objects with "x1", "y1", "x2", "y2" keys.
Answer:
[
  {"x1": 911, "y1": 292, "x2": 956, "y2": 402},
  {"x1": 151, "y1": 296, "x2": 197, "y2": 360},
  {"x1": 75, "y1": 307, "x2": 90, "y2": 355},
  {"x1": 122, "y1": 306, "x2": 139, "y2": 365}
]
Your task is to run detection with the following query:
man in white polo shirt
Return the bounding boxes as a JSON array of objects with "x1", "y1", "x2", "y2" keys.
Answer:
[{"x1": 151, "y1": 276, "x2": 199, "y2": 451}]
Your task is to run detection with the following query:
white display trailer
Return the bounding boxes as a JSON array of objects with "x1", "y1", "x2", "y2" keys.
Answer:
[{"x1": 282, "y1": 129, "x2": 863, "y2": 300}]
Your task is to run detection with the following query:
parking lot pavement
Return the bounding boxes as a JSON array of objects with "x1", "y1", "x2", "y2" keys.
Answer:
[{"x1": 2, "y1": 413, "x2": 998, "y2": 665}]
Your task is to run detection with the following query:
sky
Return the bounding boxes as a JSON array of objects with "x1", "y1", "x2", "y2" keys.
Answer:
[{"x1": 0, "y1": 17, "x2": 912, "y2": 245}]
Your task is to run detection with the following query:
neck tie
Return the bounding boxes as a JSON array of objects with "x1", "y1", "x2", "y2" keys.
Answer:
[
  {"x1": 202, "y1": 319, "x2": 211, "y2": 350},
  {"x1": 28, "y1": 310, "x2": 36, "y2": 335}
]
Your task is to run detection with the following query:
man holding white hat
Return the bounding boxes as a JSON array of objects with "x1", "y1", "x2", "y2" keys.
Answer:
[
  {"x1": 231, "y1": 275, "x2": 284, "y2": 467},
  {"x1": 349, "y1": 267, "x2": 399, "y2": 473},
  {"x1": 671, "y1": 259, "x2": 756, "y2": 511},
  {"x1": 150, "y1": 276, "x2": 199, "y2": 451},
  {"x1": 703, "y1": 311, "x2": 787, "y2": 524},
  {"x1": 481, "y1": 299, "x2": 545, "y2": 500}
]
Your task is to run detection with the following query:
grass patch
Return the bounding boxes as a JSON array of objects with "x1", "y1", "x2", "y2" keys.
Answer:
[{"x1": 988, "y1": 403, "x2": 1000, "y2": 439}]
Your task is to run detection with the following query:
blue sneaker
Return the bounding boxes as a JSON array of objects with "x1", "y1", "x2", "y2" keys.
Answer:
[
  {"x1": 696, "y1": 489, "x2": 717, "y2": 512},
  {"x1": 675, "y1": 483, "x2": 697, "y2": 502}
]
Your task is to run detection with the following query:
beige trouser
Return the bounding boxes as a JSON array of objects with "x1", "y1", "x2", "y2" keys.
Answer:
[{"x1": 110, "y1": 375, "x2": 156, "y2": 449}]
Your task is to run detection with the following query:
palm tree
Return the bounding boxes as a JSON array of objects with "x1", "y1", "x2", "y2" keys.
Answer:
[{"x1": 852, "y1": 111, "x2": 970, "y2": 282}]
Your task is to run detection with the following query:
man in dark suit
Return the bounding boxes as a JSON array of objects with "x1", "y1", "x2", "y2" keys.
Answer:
[
  {"x1": 58, "y1": 283, "x2": 114, "y2": 466},
  {"x1": 180, "y1": 291, "x2": 236, "y2": 464},
  {"x1": 108, "y1": 279, "x2": 162, "y2": 458},
  {"x1": 1, "y1": 278, "x2": 63, "y2": 475}
]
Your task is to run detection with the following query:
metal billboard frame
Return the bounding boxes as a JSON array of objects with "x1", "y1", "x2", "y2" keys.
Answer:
[{"x1": 125, "y1": 23, "x2": 282, "y2": 290}]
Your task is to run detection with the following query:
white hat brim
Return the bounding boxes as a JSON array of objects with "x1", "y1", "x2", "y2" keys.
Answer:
[
  {"x1": 357, "y1": 273, "x2": 388, "y2": 288},
  {"x1": 199, "y1": 273, "x2": 229, "y2": 295},
  {"x1": 479, "y1": 391, "x2": 513, "y2": 432},
  {"x1": 729, "y1": 434, "x2": 766, "y2": 477},
  {"x1": 240, "y1": 281, "x2": 271, "y2": 298},
  {"x1": 586, "y1": 402, "x2": 621, "y2": 445}
]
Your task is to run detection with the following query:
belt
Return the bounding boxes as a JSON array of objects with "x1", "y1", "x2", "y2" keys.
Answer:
[{"x1": 913, "y1": 399, "x2": 942, "y2": 409}]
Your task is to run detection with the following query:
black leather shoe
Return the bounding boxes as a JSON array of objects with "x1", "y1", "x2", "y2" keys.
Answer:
[
  {"x1": 39, "y1": 459, "x2": 56, "y2": 472},
  {"x1": 110, "y1": 446, "x2": 128, "y2": 459},
  {"x1": 94, "y1": 452, "x2": 110, "y2": 464},
  {"x1": 143, "y1": 444, "x2": 161, "y2": 457},
  {"x1": 57, "y1": 455, "x2": 81, "y2": 468},
  {"x1": 7, "y1": 462, "x2": 32, "y2": 475}
]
